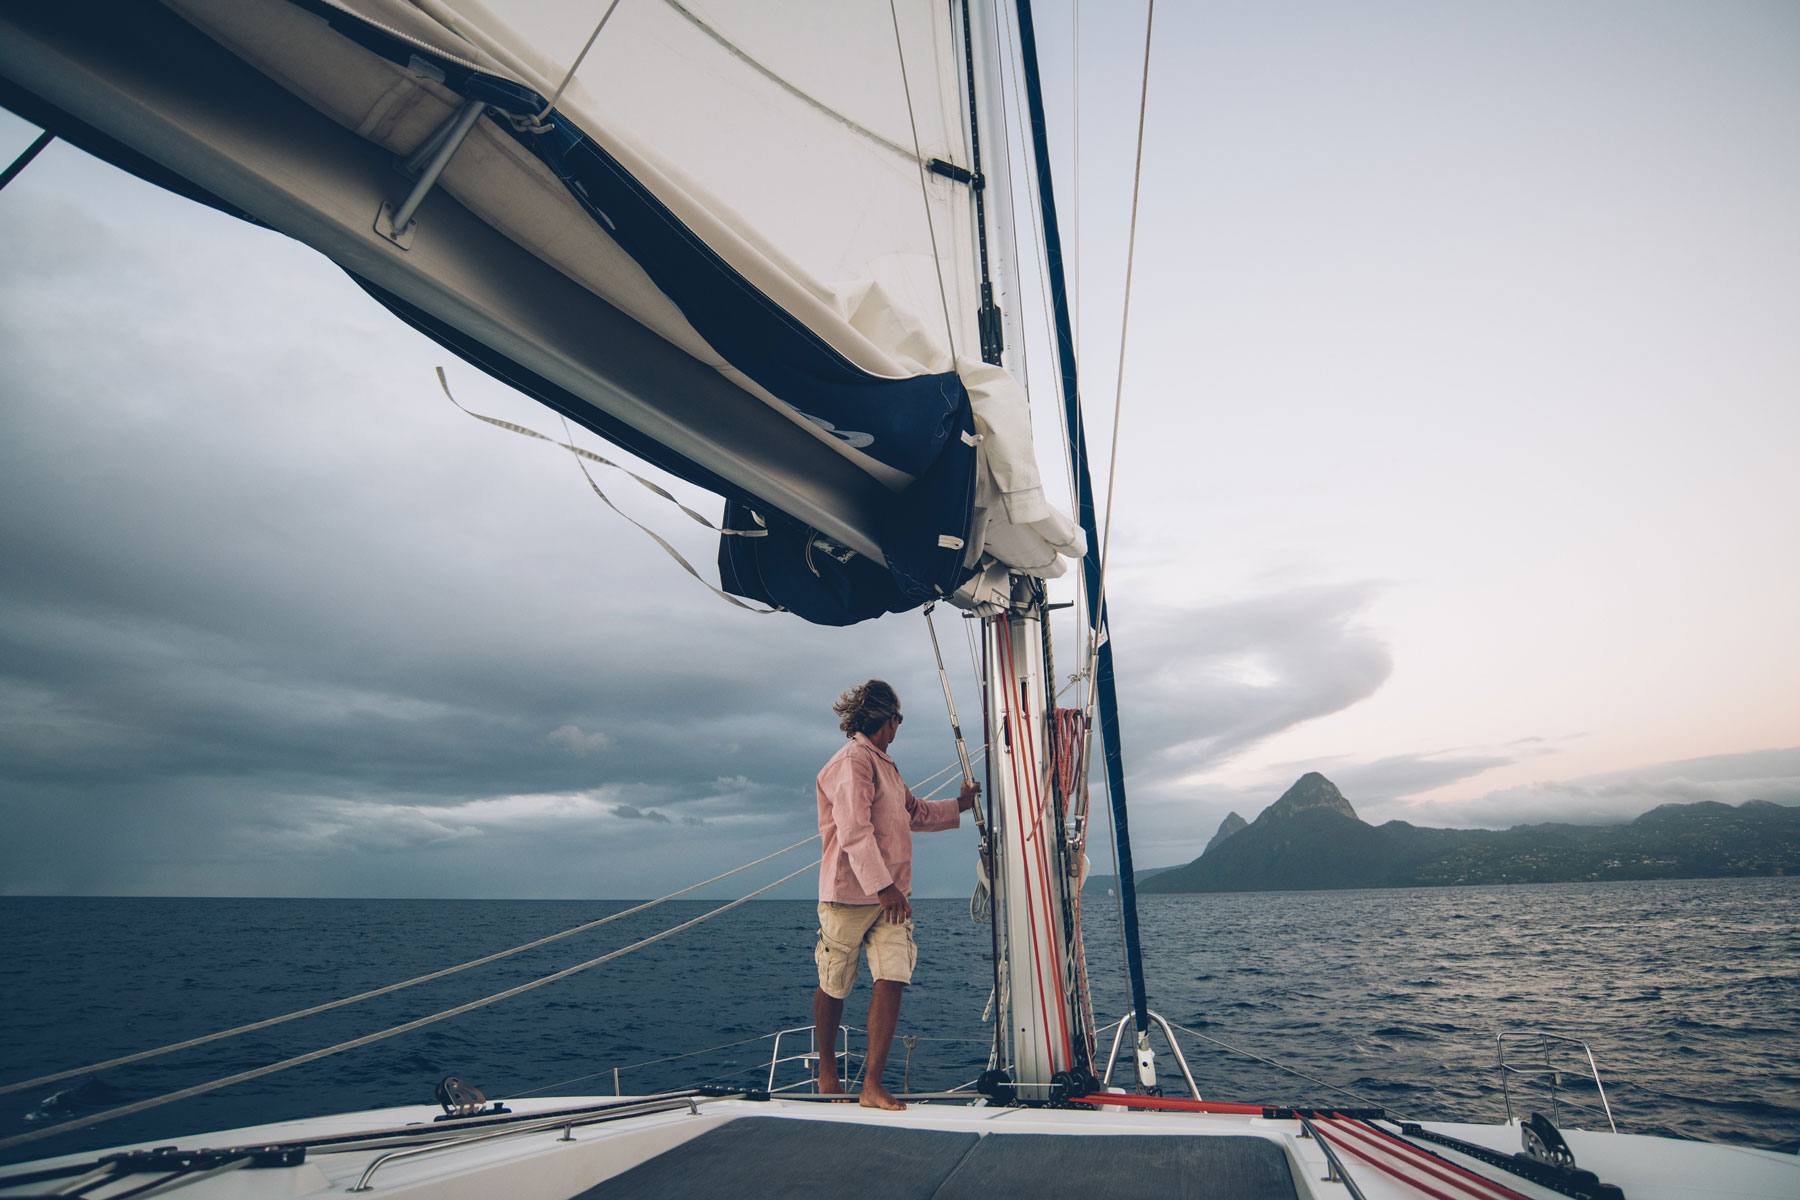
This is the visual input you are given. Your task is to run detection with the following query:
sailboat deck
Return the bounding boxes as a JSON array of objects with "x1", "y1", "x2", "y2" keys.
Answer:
[{"x1": 574, "y1": 1115, "x2": 1300, "y2": 1200}]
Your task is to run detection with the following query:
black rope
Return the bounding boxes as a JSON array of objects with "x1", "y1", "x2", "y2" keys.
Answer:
[{"x1": 0, "y1": 131, "x2": 53, "y2": 191}]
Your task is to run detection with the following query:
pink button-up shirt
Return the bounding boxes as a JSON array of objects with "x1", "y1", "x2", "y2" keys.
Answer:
[{"x1": 817, "y1": 733, "x2": 961, "y2": 904}]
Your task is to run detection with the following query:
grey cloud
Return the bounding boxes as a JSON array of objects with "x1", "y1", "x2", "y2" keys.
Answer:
[
  {"x1": 0, "y1": 150, "x2": 957, "y2": 897},
  {"x1": 547, "y1": 724, "x2": 612, "y2": 754},
  {"x1": 1285, "y1": 752, "x2": 1516, "y2": 810},
  {"x1": 1109, "y1": 584, "x2": 1394, "y2": 782},
  {"x1": 0, "y1": 147, "x2": 1401, "y2": 899},
  {"x1": 613, "y1": 805, "x2": 672, "y2": 825}
]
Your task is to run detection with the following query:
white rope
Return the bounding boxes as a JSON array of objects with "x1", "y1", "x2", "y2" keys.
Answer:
[
  {"x1": 0, "y1": 859, "x2": 820, "y2": 1151},
  {"x1": 535, "y1": 0, "x2": 626, "y2": 119},
  {"x1": 1075, "y1": 0, "x2": 1157, "y2": 987},
  {"x1": 970, "y1": 854, "x2": 992, "y2": 923},
  {"x1": 436, "y1": 369, "x2": 780, "y2": 615},
  {"x1": 664, "y1": 0, "x2": 922, "y2": 163},
  {"x1": 888, "y1": 0, "x2": 960, "y2": 366},
  {"x1": 0, "y1": 835, "x2": 820, "y2": 1100},
  {"x1": 913, "y1": 745, "x2": 988, "y2": 801}
]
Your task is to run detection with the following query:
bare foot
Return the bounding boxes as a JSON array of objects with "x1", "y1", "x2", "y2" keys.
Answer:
[
  {"x1": 858, "y1": 1083, "x2": 906, "y2": 1111},
  {"x1": 818, "y1": 1074, "x2": 844, "y2": 1096}
]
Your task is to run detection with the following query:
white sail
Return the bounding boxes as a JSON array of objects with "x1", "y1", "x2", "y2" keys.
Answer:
[{"x1": 0, "y1": 0, "x2": 1079, "y2": 619}]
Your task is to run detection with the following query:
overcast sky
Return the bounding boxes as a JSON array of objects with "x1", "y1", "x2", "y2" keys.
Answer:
[{"x1": 2, "y1": 1, "x2": 1796, "y2": 899}]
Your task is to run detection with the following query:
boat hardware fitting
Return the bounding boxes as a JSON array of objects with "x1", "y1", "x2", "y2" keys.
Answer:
[{"x1": 377, "y1": 97, "x2": 488, "y2": 248}]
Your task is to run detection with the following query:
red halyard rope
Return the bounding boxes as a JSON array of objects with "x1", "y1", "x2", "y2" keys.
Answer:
[
  {"x1": 1325, "y1": 1120, "x2": 1532, "y2": 1200},
  {"x1": 1062, "y1": 1096, "x2": 1533, "y2": 1200},
  {"x1": 1312, "y1": 1120, "x2": 1532, "y2": 1200}
]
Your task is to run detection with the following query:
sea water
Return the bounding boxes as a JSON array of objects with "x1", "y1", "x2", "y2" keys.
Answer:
[{"x1": 1, "y1": 877, "x2": 1795, "y2": 1166}]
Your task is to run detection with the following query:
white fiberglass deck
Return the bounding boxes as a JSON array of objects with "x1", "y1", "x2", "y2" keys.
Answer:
[{"x1": 4, "y1": 1094, "x2": 1798, "y2": 1200}]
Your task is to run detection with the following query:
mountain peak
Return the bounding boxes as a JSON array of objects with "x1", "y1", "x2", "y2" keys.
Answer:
[
  {"x1": 1261, "y1": 772, "x2": 1359, "y2": 823},
  {"x1": 1204, "y1": 812, "x2": 1248, "y2": 854}
]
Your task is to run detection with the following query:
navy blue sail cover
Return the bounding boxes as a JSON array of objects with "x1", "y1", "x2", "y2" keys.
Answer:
[
  {"x1": 296, "y1": 3, "x2": 984, "y2": 621},
  {"x1": 720, "y1": 388, "x2": 978, "y2": 625}
]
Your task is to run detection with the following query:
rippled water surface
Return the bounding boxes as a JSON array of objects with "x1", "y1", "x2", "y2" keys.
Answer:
[{"x1": 2, "y1": 877, "x2": 1796, "y2": 1165}]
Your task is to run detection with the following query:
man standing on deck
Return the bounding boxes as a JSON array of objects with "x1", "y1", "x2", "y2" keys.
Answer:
[{"x1": 814, "y1": 679, "x2": 979, "y2": 1111}]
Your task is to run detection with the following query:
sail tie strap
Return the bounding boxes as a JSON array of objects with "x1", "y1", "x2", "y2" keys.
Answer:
[
  {"x1": 0, "y1": 858, "x2": 820, "y2": 1152},
  {"x1": 435, "y1": 369, "x2": 780, "y2": 615}
]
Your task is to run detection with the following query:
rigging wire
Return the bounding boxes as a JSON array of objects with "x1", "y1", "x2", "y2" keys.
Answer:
[
  {"x1": 0, "y1": 859, "x2": 820, "y2": 1152},
  {"x1": 1082, "y1": 0, "x2": 1156, "y2": 692},
  {"x1": 0, "y1": 747, "x2": 971, "y2": 1104},
  {"x1": 1086, "y1": 0, "x2": 1159, "y2": 1002},
  {"x1": 888, "y1": 0, "x2": 961, "y2": 367},
  {"x1": 0, "y1": 835, "x2": 822, "y2": 1100}
]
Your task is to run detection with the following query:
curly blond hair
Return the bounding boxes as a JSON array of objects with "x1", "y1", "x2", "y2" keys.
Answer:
[{"x1": 834, "y1": 679, "x2": 901, "y2": 737}]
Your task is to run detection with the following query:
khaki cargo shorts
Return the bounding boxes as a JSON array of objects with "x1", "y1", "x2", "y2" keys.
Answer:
[{"x1": 815, "y1": 901, "x2": 916, "y2": 999}]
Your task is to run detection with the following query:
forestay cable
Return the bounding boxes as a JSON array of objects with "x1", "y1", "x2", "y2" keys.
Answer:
[
  {"x1": 0, "y1": 860, "x2": 820, "y2": 1151},
  {"x1": 0, "y1": 835, "x2": 821, "y2": 1100}
]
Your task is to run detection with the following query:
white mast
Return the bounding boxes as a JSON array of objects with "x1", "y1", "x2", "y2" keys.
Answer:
[{"x1": 964, "y1": 0, "x2": 1096, "y2": 1104}]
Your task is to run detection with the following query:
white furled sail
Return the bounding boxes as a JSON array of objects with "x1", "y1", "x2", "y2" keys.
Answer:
[{"x1": 0, "y1": 0, "x2": 1081, "y2": 625}]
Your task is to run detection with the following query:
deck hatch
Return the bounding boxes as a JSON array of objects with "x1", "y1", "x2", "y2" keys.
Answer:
[{"x1": 574, "y1": 1116, "x2": 1298, "y2": 1200}]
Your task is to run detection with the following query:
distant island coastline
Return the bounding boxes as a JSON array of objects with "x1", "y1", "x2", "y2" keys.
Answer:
[{"x1": 1086, "y1": 772, "x2": 1798, "y2": 894}]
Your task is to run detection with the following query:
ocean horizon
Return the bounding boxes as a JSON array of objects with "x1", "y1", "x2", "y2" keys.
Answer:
[{"x1": 4, "y1": 877, "x2": 1796, "y2": 1166}]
